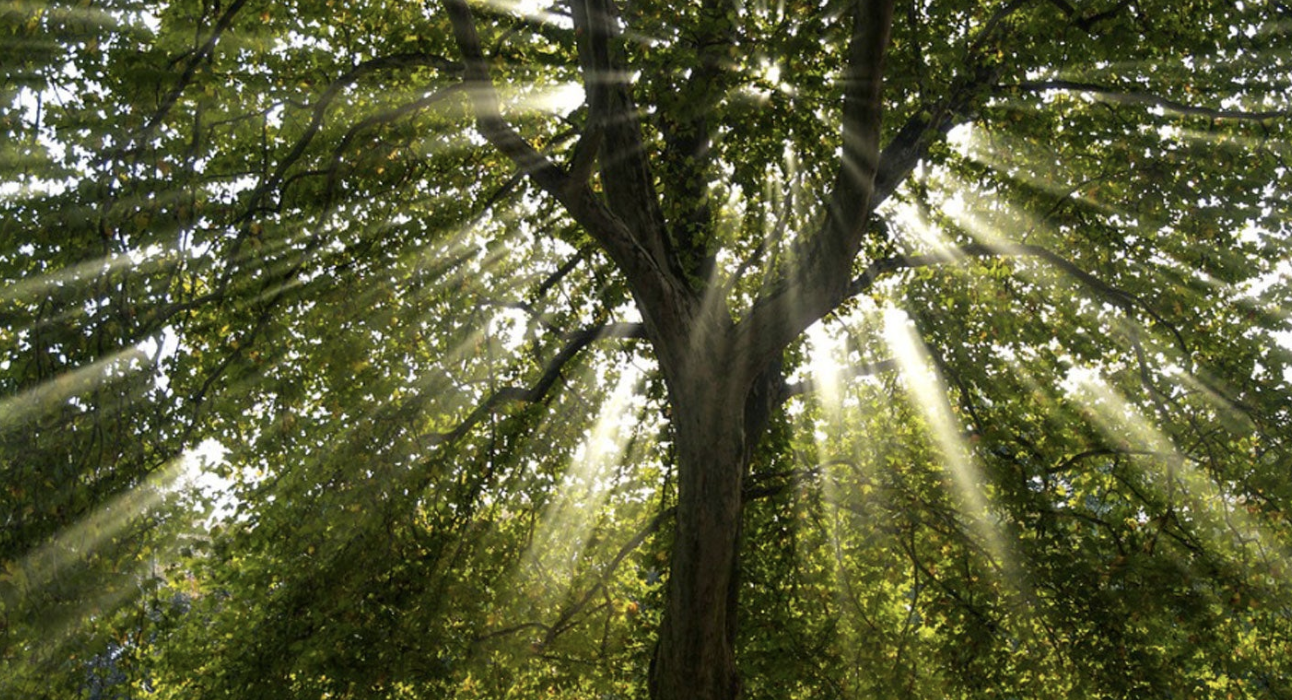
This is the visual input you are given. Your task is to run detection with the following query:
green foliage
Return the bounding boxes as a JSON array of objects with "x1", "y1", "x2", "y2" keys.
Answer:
[{"x1": 3, "y1": 0, "x2": 1291, "y2": 698}]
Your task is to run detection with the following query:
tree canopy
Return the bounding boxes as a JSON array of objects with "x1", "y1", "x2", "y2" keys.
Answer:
[{"x1": 3, "y1": 0, "x2": 1292, "y2": 698}]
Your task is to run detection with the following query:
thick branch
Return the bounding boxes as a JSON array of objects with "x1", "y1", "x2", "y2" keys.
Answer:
[
  {"x1": 814, "y1": 0, "x2": 896, "y2": 282},
  {"x1": 967, "y1": 0, "x2": 1033, "y2": 55},
  {"x1": 870, "y1": 0, "x2": 1028, "y2": 208},
  {"x1": 737, "y1": 0, "x2": 895, "y2": 367},
  {"x1": 570, "y1": 0, "x2": 672, "y2": 273},
  {"x1": 533, "y1": 245, "x2": 593, "y2": 299},
  {"x1": 443, "y1": 0, "x2": 693, "y2": 363},
  {"x1": 871, "y1": 103, "x2": 958, "y2": 209},
  {"x1": 873, "y1": 60, "x2": 1004, "y2": 209}
]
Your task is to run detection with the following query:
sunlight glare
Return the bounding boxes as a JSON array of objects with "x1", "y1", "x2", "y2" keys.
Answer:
[
  {"x1": 939, "y1": 182, "x2": 1048, "y2": 247},
  {"x1": 510, "y1": 82, "x2": 586, "y2": 115},
  {"x1": 476, "y1": 0, "x2": 573, "y2": 28},
  {"x1": 0, "y1": 451, "x2": 207, "y2": 684},
  {"x1": 181, "y1": 438, "x2": 236, "y2": 522},
  {"x1": 800, "y1": 320, "x2": 860, "y2": 618},
  {"x1": 889, "y1": 199, "x2": 952, "y2": 252}
]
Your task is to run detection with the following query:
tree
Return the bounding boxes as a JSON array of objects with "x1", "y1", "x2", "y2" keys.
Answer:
[{"x1": 3, "y1": 0, "x2": 1291, "y2": 698}]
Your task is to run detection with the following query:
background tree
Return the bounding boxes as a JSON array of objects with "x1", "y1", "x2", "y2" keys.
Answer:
[{"x1": 2, "y1": 0, "x2": 1291, "y2": 698}]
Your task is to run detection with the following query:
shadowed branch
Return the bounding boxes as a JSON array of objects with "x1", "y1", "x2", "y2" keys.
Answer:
[
  {"x1": 443, "y1": 0, "x2": 571, "y2": 192},
  {"x1": 570, "y1": 0, "x2": 669, "y2": 263},
  {"x1": 443, "y1": 0, "x2": 695, "y2": 351},
  {"x1": 1005, "y1": 80, "x2": 1292, "y2": 121},
  {"x1": 738, "y1": 0, "x2": 896, "y2": 370},
  {"x1": 427, "y1": 322, "x2": 645, "y2": 446},
  {"x1": 848, "y1": 241, "x2": 1189, "y2": 354}
]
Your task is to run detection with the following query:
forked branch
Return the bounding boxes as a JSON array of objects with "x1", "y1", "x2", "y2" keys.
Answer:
[
  {"x1": 739, "y1": 0, "x2": 896, "y2": 367},
  {"x1": 570, "y1": 0, "x2": 669, "y2": 263},
  {"x1": 443, "y1": 0, "x2": 693, "y2": 350}
]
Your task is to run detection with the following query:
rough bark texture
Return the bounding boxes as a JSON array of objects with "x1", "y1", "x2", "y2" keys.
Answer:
[
  {"x1": 649, "y1": 343, "x2": 755, "y2": 700},
  {"x1": 646, "y1": 6, "x2": 892, "y2": 696}
]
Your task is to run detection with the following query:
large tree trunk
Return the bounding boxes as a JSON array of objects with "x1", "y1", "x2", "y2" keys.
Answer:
[
  {"x1": 649, "y1": 344, "x2": 764, "y2": 700},
  {"x1": 445, "y1": 0, "x2": 889, "y2": 696}
]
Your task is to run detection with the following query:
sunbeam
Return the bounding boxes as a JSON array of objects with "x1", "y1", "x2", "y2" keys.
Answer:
[
  {"x1": 2, "y1": 450, "x2": 198, "y2": 636},
  {"x1": 1060, "y1": 366, "x2": 1291, "y2": 564},
  {"x1": 0, "y1": 343, "x2": 154, "y2": 429},
  {"x1": 805, "y1": 321, "x2": 844, "y2": 428},
  {"x1": 0, "y1": 249, "x2": 156, "y2": 307},
  {"x1": 800, "y1": 319, "x2": 846, "y2": 539},
  {"x1": 882, "y1": 307, "x2": 1011, "y2": 571},
  {"x1": 0, "y1": 442, "x2": 224, "y2": 700},
  {"x1": 520, "y1": 363, "x2": 643, "y2": 588}
]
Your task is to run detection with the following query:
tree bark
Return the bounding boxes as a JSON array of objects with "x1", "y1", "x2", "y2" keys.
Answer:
[{"x1": 649, "y1": 334, "x2": 768, "y2": 700}]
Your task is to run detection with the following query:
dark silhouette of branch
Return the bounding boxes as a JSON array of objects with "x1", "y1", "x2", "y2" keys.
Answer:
[
  {"x1": 443, "y1": 0, "x2": 570, "y2": 190},
  {"x1": 967, "y1": 0, "x2": 1033, "y2": 55},
  {"x1": 539, "y1": 505, "x2": 673, "y2": 648},
  {"x1": 135, "y1": 0, "x2": 251, "y2": 150},
  {"x1": 478, "y1": 298, "x2": 558, "y2": 333},
  {"x1": 742, "y1": 462, "x2": 834, "y2": 501},
  {"x1": 1041, "y1": 0, "x2": 1133, "y2": 32},
  {"x1": 323, "y1": 85, "x2": 465, "y2": 206},
  {"x1": 533, "y1": 246, "x2": 594, "y2": 299},
  {"x1": 848, "y1": 241, "x2": 1188, "y2": 354},
  {"x1": 219, "y1": 53, "x2": 463, "y2": 295},
  {"x1": 1005, "y1": 80, "x2": 1291, "y2": 121},
  {"x1": 427, "y1": 322, "x2": 645, "y2": 446}
]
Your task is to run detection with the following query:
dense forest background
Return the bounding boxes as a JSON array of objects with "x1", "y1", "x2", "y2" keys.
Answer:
[{"x1": 3, "y1": 0, "x2": 1292, "y2": 698}]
